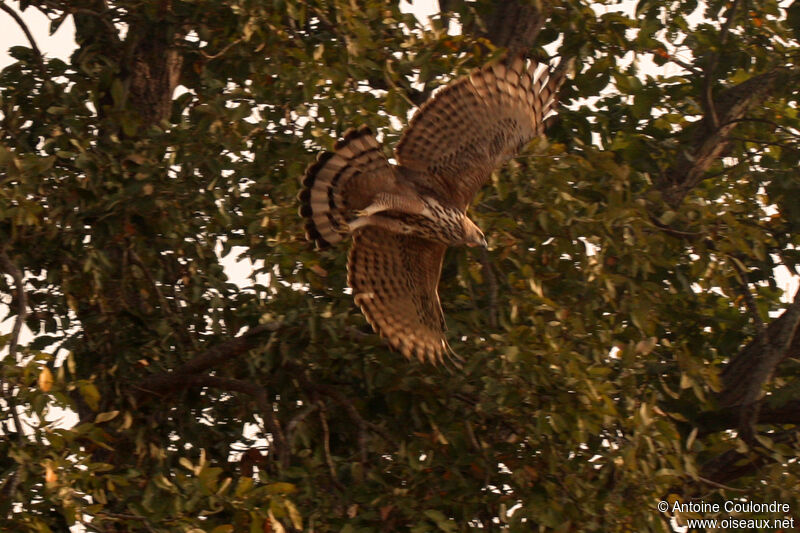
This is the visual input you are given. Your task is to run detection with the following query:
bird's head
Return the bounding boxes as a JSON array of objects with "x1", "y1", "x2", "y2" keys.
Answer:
[{"x1": 462, "y1": 217, "x2": 487, "y2": 248}]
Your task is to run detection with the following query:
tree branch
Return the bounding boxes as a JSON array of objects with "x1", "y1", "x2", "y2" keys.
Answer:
[
  {"x1": 699, "y1": 430, "x2": 798, "y2": 487},
  {"x1": 728, "y1": 255, "x2": 766, "y2": 336},
  {"x1": 135, "y1": 322, "x2": 280, "y2": 395},
  {"x1": 721, "y1": 287, "x2": 800, "y2": 405},
  {"x1": 199, "y1": 38, "x2": 243, "y2": 60},
  {"x1": 290, "y1": 365, "x2": 396, "y2": 447},
  {"x1": 128, "y1": 249, "x2": 198, "y2": 351},
  {"x1": 658, "y1": 67, "x2": 787, "y2": 206},
  {"x1": 317, "y1": 401, "x2": 344, "y2": 491},
  {"x1": 477, "y1": 1, "x2": 550, "y2": 54},
  {"x1": 0, "y1": 1, "x2": 45, "y2": 73},
  {"x1": 695, "y1": 398, "x2": 800, "y2": 437},
  {"x1": 179, "y1": 375, "x2": 289, "y2": 469},
  {"x1": 718, "y1": 287, "x2": 800, "y2": 438}
]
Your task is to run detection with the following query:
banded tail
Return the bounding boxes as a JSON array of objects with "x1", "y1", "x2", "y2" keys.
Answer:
[{"x1": 298, "y1": 125, "x2": 394, "y2": 249}]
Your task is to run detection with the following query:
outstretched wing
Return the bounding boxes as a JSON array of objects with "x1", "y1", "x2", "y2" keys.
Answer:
[
  {"x1": 395, "y1": 56, "x2": 566, "y2": 211},
  {"x1": 347, "y1": 226, "x2": 453, "y2": 365}
]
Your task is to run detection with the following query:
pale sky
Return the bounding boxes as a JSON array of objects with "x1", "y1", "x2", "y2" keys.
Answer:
[{"x1": 0, "y1": 1, "x2": 439, "y2": 68}]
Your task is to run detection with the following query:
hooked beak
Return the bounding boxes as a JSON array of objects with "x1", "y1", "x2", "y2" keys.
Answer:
[{"x1": 467, "y1": 235, "x2": 488, "y2": 248}]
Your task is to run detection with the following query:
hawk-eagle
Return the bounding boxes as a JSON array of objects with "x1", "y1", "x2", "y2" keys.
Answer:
[{"x1": 299, "y1": 55, "x2": 566, "y2": 364}]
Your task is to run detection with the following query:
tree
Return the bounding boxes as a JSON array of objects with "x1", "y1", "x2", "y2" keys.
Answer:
[{"x1": 1, "y1": 0, "x2": 799, "y2": 530}]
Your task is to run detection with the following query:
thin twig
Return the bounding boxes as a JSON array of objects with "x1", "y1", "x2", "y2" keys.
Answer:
[
  {"x1": 722, "y1": 117, "x2": 800, "y2": 139},
  {"x1": 646, "y1": 214, "x2": 704, "y2": 239},
  {"x1": 317, "y1": 401, "x2": 344, "y2": 491},
  {"x1": 695, "y1": 475, "x2": 745, "y2": 493},
  {"x1": 199, "y1": 38, "x2": 243, "y2": 60},
  {"x1": 0, "y1": 1, "x2": 45, "y2": 73},
  {"x1": 666, "y1": 54, "x2": 700, "y2": 75},
  {"x1": 727, "y1": 255, "x2": 766, "y2": 335},
  {"x1": 728, "y1": 136, "x2": 798, "y2": 150}
]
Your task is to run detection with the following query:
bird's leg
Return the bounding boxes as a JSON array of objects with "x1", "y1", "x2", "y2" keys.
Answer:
[
  {"x1": 346, "y1": 214, "x2": 412, "y2": 235},
  {"x1": 354, "y1": 192, "x2": 428, "y2": 218}
]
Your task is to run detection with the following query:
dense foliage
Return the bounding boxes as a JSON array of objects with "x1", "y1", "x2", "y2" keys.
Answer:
[{"x1": 1, "y1": 0, "x2": 799, "y2": 531}]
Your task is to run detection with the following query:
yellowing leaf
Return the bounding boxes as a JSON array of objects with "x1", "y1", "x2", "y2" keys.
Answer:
[
  {"x1": 80, "y1": 383, "x2": 101, "y2": 411},
  {"x1": 686, "y1": 427, "x2": 698, "y2": 450},
  {"x1": 284, "y1": 500, "x2": 303, "y2": 530},
  {"x1": 37, "y1": 367, "x2": 53, "y2": 392},
  {"x1": 94, "y1": 410, "x2": 119, "y2": 424},
  {"x1": 267, "y1": 510, "x2": 286, "y2": 533},
  {"x1": 309, "y1": 264, "x2": 327, "y2": 277},
  {"x1": 235, "y1": 476, "x2": 254, "y2": 497},
  {"x1": 266, "y1": 482, "x2": 297, "y2": 495},
  {"x1": 120, "y1": 411, "x2": 133, "y2": 430},
  {"x1": 216, "y1": 477, "x2": 232, "y2": 496},
  {"x1": 43, "y1": 462, "x2": 58, "y2": 484}
]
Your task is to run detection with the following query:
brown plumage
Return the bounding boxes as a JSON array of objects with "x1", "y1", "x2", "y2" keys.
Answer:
[{"x1": 298, "y1": 55, "x2": 567, "y2": 364}]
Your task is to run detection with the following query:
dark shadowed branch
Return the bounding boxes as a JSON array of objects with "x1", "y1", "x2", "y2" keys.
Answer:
[
  {"x1": 700, "y1": 430, "x2": 799, "y2": 487},
  {"x1": 0, "y1": 249, "x2": 28, "y2": 452},
  {"x1": 438, "y1": 0, "x2": 551, "y2": 54},
  {"x1": 179, "y1": 375, "x2": 289, "y2": 469},
  {"x1": 696, "y1": 398, "x2": 800, "y2": 437},
  {"x1": 317, "y1": 401, "x2": 345, "y2": 491},
  {"x1": 658, "y1": 68, "x2": 788, "y2": 206},
  {"x1": 728, "y1": 254, "x2": 767, "y2": 336},
  {"x1": 135, "y1": 321, "x2": 281, "y2": 396},
  {"x1": 718, "y1": 287, "x2": 800, "y2": 438},
  {"x1": 720, "y1": 287, "x2": 800, "y2": 406},
  {"x1": 0, "y1": 249, "x2": 28, "y2": 364}
]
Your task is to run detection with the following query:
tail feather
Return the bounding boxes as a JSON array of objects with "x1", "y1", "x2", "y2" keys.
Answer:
[{"x1": 298, "y1": 125, "x2": 395, "y2": 249}]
